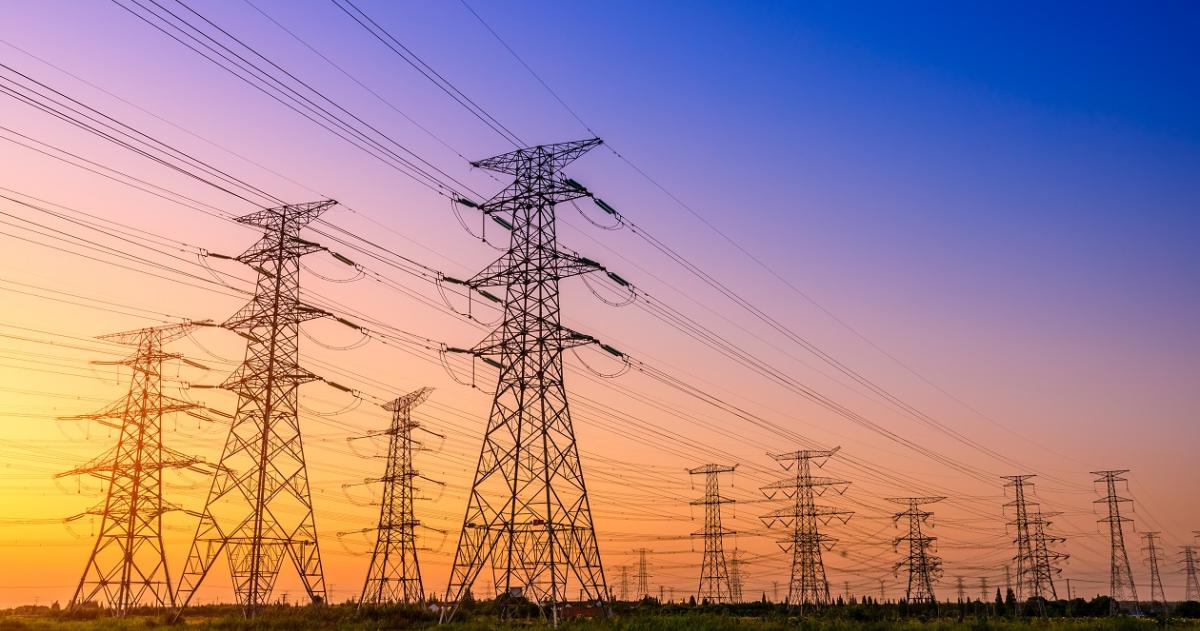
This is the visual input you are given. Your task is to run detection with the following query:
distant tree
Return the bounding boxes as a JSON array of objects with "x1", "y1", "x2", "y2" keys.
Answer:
[
  {"x1": 1005, "y1": 588, "x2": 1017, "y2": 615},
  {"x1": 761, "y1": 593, "x2": 768, "y2": 604},
  {"x1": 688, "y1": 595, "x2": 696, "y2": 607},
  {"x1": 994, "y1": 588, "x2": 1005, "y2": 615}
]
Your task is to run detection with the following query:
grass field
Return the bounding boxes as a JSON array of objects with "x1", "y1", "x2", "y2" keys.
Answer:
[{"x1": 3, "y1": 603, "x2": 1200, "y2": 631}]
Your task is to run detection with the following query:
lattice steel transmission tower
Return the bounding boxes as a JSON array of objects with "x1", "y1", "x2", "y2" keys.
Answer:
[
  {"x1": 761, "y1": 448, "x2": 852, "y2": 609},
  {"x1": 1093, "y1": 470, "x2": 1139, "y2": 614},
  {"x1": 690, "y1": 463, "x2": 737, "y2": 603},
  {"x1": 58, "y1": 322, "x2": 211, "y2": 614},
  {"x1": 955, "y1": 577, "x2": 966, "y2": 602},
  {"x1": 617, "y1": 566, "x2": 630, "y2": 602},
  {"x1": 175, "y1": 200, "x2": 337, "y2": 615},
  {"x1": 442, "y1": 139, "x2": 610, "y2": 623},
  {"x1": 1142, "y1": 532, "x2": 1166, "y2": 614},
  {"x1": 1182, "y1": 545, "x2": 1200, "y2": 602},
  {"x1": 1002, "y1": 475, "x2": 1066, "y2": 604},
  {"x1": 358, "y1": 388, "x2": 437, "y2": 607},
  {"x1": 729, "y1": 549, "x2": 745, "y2": 604},
  {"x1": 887, "y1": 496, "x2": 944, "y2": 606},
  {"x1": 634, "y1": 549, "x2": 651, "y2": 601}
]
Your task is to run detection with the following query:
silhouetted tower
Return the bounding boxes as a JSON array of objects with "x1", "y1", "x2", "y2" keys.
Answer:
[
  {"x1": 955, "y1": 577, "x2": 966, "y2": 602},
  {"x1": 690, "y1": 463, "x2": 737, "y2": 603},
  {"x1": 634, "y1": 549, "x2": 651, "y2": 601},
  {"x1": 58, "y1": 322, "x2": 210, "y2": 614},
  {"x1": 175, "y1": 200, "x2": 337, "y2": 615},
  {"x1": 729, "y1": 549, "x2": 745, "y2": 604},
  {"x1": 1142, "y1": 532, "x2": 1165, "y2": 614},
  {"x1": 978, "y1": 577, "x2": 989, "y2": 602},
  {"x1": 441, "y1": 140, "x2": 611, "y2": 623},
  {"x1": 1182, "y1": 545, "x2": 1200, "y2": 602},
  {"x1": 1093, "y1": 470, "x2": 1139, "y2": 613},
  {"x1": 761, "y1": 447, "x2": 852, "y2": 609},
  {"x1": 1002, "y1": 475, "x2": 1065, "y2": 602},
  {"x1": 618, "y1": 566, "x2": 630, "y2": 601},
  {"x1": 887, "y1": 496, "x2": 944, "y2": 605},
  {"x1": 359, "y1": 388, "x2": 435, "y2": 606}
]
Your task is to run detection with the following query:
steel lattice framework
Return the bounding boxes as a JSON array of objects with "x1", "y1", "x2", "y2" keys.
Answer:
[
  {"x1": 690, "y1": 464, "x2": 737, "y2": 603},
  {"x1": 175, "y1": 201, "x2": 336, "y2": 615},
  {"x1": 1182, "y1": 545, "x2": 1200, "y2": 602},
  {"x1": 359, "y1": 387, "x2": 435, "y2": 607},
  {"x1": 1093, "y1": 470, "x2": 1140, "y2": 614},
  {"x1": 634, "y1": 548, "x2": 651, "y2": 601},
  {"x1": 442, "y1": 139, "x2": 609, "y2": 623},
  {"x1": 1142, "y1": 532, "x2": 1166, "y2": 614},
  {"x1": 761, "y1": 447, "x2": 852, "y2": 610},
  {"x1": 887, "y1": 496, "x2": 944, "y2": 606},
  {"x1": 58, "y1": 322, "x2": 210, "y2": 614},
  {"x1": 1002, "y1": 475, "x2": 1066, "y2": 606}
]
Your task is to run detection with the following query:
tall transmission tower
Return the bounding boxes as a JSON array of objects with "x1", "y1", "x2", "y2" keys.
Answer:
[
  {"x1": 618, "y1": 566, "x2": 630, "y2": 602},
  {"x1": 1141, "y1": 532, "x2": 1166, "y2": 614},
  {"x1": 442, "y1": 139, "x2": 610, "y2": 623},
  {"x1": 1093, "y1": 470, "x2": 1139, "y2": 614},
  {"x1": 1002, "y1": 475, "x2": 1066, "y2": 603},
  {"x1": 956, "y1": 577, "x2": 966, "y2": 603},
  {"x1": 729, "y1": 549, "x2": 745, "y2": 604},
  {"x1": 358, "y1": 388, "x2": 438, "y2": 607},
  {"x1": 175, "y1": 200, "x2": 338, "y2": 615},
  {"x1": 58, "y1": 322, "x2": 211, "y2": 614},
  {"x1": 634, "y1": 549, "x2": 651, "y2": 601},
  {"x1": 978, "y1": 577, "x2": 989, "y2": 602},
  {"x1": 887, "y1": 496, "x2": 944, "y2": 606},
  {"x1": 761, "y1": 447, "x2": 852, "y2": 609},
  {"x1": 690, "y1": 463, "x2": 737, "y2": 603},
  {"x1": 1182, "y1": 545, "x2": 1200, "y2": 602}
]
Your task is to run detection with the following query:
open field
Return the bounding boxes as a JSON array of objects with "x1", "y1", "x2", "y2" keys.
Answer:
[{"x1": 3, "y1": 604, "x2": 1200, "y2": 631}]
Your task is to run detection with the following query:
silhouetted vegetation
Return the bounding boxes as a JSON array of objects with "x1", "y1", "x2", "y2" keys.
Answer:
[{"x1": 2, "y1": 598, "x2": 1199, "y2": 630}]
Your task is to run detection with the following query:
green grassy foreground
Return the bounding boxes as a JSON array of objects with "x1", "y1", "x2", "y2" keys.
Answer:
[{"x1": 3, "y1": 602, "x2": 1199, "y2": 631}]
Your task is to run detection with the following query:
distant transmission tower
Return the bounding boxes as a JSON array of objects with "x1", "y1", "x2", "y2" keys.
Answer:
[
  {"x1": 690, "y1": 463, "x2": 737, "y2": 603},
  {"x1": 1182, "y1": 545, "x2": 1200, "y2": 602},
  {"x1": 1002, "y1": 475, "x2": 1066, "y2": 604},
  {"x1": 978, "y1": 577, "x2": 989, "y2": 602},
  {"x1": 955, "y1": 577, "x2": 966, "y2": 602},
  {"x1": 359, "y1": 388, "x2": 438, "y2": 607},
  {"x1": 634, "y1": 549, "x2": 651, "y2": 601},
  {"x1": 442, "y1": 139, "x2": 609, "y2": 623},
  {"x1": 1141, "y1": 532, "x2": 1166, "y2": 614},
  {"x1": 1093, "y1": 470, "x2": 1139, "y2": 614},
  {"x1": 175, "y1": 200, "x2": 337, "y2": 615},
  {"x1": 59, "y1": 322, "x2": 210, "y2": 614},
  {"x1": 618, "y1": 566, "x2": 630, "y2": 602},
  {"x1": 729, "y1": 549, "x2": 745, "y2": 604},
  {"x1": 887, "y1": 496, "x2": 944, "y2": 606},
  {"x1": 761, "y1": 447, "x2": 852, "y2": 609}
]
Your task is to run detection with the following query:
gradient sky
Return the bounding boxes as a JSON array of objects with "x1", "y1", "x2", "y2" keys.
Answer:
[{"x1": 0, "y1": 0, "x2": 1197, "y2": 608}]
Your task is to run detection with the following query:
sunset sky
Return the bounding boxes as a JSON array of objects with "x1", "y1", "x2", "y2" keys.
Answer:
[{"x1": 0, "y1": 0, "x2": 1197, "y2": 608}]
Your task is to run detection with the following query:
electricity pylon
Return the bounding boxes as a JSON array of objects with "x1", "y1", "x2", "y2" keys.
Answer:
[
  {"x1": 729, "y1": 549, "x2": 745, "y2": 604},
  {"x1": 1182, "y1": 545, "x2": 1199, "y2": 602},
  {"x1": 887, "y1": 496, "x2": 944, "y2": 606},
  {"x1": 358, "y1": 387, "x2": 438, "y2": 607},
  {"x1": 58, "y1": 322, "x2": 211, "y2": 614},
  {"x1": 618, "y1": 566, "x2": 630, "y2": 601},
  {"x1": 761, "y1": 447, "x2": 852, "y2": 610},
  {"x1": 1002, "y1": 475, "x2": 1066, "y2": 606},
  {"x1": 442, "y1": 139, "x2": 610, "y2": 623},
  {"x1": 634, "y1": 548, "x2": 651, "y2": 601},
  {"x1": 175, "y1": 200, "x2": 337, "y2": 615},
  {"x1": 956, "y1": 577, "x2": 966, "y2": 603},
  {"x1": 1093, "y1": 470, "x2": 1139, "y2": 614},
  {"x1": 690, "y1": 463, "x2": 737, "y2": 603},
  {"x1": 1142, "y1": 532, "x2": 1166, "y2": 614},
  {"x1": 978, "y1": 577, "x2": 989, "y2": 602}
]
